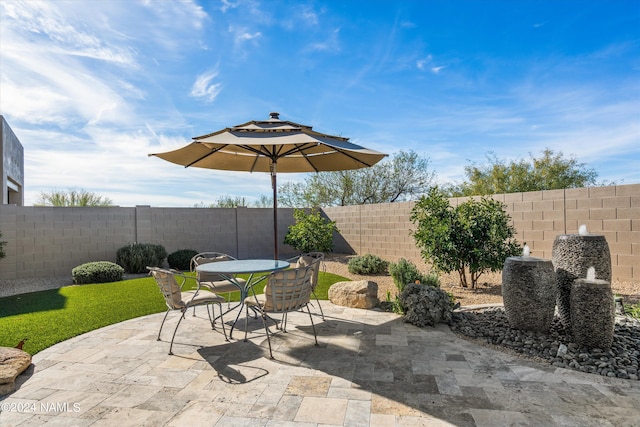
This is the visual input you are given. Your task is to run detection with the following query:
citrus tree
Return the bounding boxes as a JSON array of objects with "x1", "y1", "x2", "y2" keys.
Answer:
[
  {"x1": 284, "y1": 209, "x2": 338, "y2": 253},
  {"x1": 410, "y1": 187, "x2": 521, "y2": 288}
]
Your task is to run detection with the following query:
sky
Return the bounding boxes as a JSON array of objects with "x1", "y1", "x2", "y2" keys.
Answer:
[{"x1": 1, "y1": 0, "x2": 639, "y2": 207}]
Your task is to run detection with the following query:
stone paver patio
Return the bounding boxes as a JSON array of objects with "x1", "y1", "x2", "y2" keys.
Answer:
[{"x1": 1, "y1": 301, "x2": 639, "y2": 426}]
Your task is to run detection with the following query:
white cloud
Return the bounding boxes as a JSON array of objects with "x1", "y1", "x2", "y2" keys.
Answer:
[
  {"x1": 220, "y1": 0, "x2": 239, "y2": 13},
  {"x1": 416, "y1": 54, "x2": 432, "y2": 70},
  {"x1": 191, "y1": 70, "x2": 223, "y2": 103},
  {"x1": 431, "y1": 65, "x2": 446, "y2": 74},
  {"x1": 228, "y1": 25, "x2": 262, "y2": 45}
]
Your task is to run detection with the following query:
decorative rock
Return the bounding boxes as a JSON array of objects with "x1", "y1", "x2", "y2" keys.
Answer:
[
  {"x1": 552, "y1": 233, "x2": 611, "y2": 328},
  {"x1": 0, "y1": 347, "x2": 32, "y2": 395},
  {"x1": 398, "y1": 283, "x2": 452, "y2": 327},
  {"x1": 502, "y1": 256, "x2": 556, "y2": 333},
  {"x1": 571, "y1": 278, "x2": 615, "y2": 349},
  {"x1": 328, "y1": 280, "x2": 379, "y2": 309}
]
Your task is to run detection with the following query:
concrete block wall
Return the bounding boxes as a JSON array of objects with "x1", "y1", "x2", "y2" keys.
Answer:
[
  {"x1": 0, "y1": 183, "x2": 638, "y2": 295},
  {"x1": 0, "y1": 205, "x2": 136, "y2": 280},
  {"x1": 323, "y1": 184, "x2": 640, "y2": 282},
  {"x1": 0, "y1": 206, "x2": 291, "y2": 289}
]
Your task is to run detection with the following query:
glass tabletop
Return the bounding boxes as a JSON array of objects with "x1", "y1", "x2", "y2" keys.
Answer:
[{"x1": 195, "y1": 259, "x2": 290, "y2": 275}]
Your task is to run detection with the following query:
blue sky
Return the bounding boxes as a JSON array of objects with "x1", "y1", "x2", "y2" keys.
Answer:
[{"x1": 1, "y1": 0, "x2": 639, "y2": 207}]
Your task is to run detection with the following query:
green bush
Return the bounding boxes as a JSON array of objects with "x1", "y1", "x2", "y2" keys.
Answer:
[
  {"x1": 284, "y1": 208, "x2": 339, "y2": 253},
  {"x1": 116, "y1": 243, "x2": 167, "y2": 274},
  {"x1": 411, "y1": 187, "x2": 520, "y2": 289},
  {"x1": 348, "y1": 254, "x2": 388, "y2": 275},
  {"x1": 72, "y1": 261, "x2": 124, "y2": 284},
  {"x1": 0, "y1": 230, "x2": 6, "y2": 260},
  {"x1": 625, "y1": 302, "x2": 640, "y2": 319},
  {"x1": 389, "y1": 258, "x2": 434, "y2": 290},
  {"x1": 167, "y1": 249, "x2": 199, "y2": 271}
]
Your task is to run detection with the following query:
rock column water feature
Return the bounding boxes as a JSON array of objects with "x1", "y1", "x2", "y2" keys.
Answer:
[
  {"x1": 570, "y1": 268, "x2": 615, "y2": 349},
  {"x1": 502, "y1": 245, "x2": 556, "y2": 333},
  {"x1": 551, "y1": 225, "x2": 612, "y2": 329}
]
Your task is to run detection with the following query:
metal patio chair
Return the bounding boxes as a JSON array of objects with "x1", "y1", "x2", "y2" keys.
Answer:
[
  {"x1": 243, "y1": 264, "x2": 318, "y2": 359},
  {"x1": 190, "y1": 252, "x2": 247, "y2": 310},
  {"x1": 148, "y1": 267, "x2": 228, "y2": 355},
  {"x1": 287, "y1": 252, "x2": 325, "y2": 320}
]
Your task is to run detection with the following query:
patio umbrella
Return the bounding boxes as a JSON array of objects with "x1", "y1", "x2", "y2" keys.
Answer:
[{"x1": 150, "y1": 112, "x2": 387, "y2": 259}]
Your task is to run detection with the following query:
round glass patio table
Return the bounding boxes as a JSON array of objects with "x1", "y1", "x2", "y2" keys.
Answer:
[{"x1": 196, "y1": 259, "x2": 290, "y2": 338}]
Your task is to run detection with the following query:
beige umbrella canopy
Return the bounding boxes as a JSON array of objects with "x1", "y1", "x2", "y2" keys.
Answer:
[{"x1": 150, "y1": 112, "x2": 387, "y2": 259}]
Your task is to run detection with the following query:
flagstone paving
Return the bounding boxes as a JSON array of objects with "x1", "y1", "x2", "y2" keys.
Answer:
[{"x1": 2, "y1": 302, "x2": 639, "y2": 426}]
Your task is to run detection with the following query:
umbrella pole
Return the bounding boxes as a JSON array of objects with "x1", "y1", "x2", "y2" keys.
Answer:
[{"x1": 271, "y1": 163, "x2": 278, "y2": 260}]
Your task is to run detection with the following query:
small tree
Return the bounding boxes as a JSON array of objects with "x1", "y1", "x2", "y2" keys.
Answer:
[
  {"x1": 284, "y1": 209, "x2": 339, "y2": 253},
  {"x1": 411, "y1": 187, "x2": 520, "y2": 288},
  {"x1": 36, "y1": 188, "x2": 113, "y2": 206}
]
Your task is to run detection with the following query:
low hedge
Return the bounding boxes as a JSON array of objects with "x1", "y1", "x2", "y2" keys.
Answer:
[
  {"x1": 167, "y1": 249, "x2": 199, "y2": 271},
  {"x1": 72, "y1": 261, "x2": 124, "y2": 284}
]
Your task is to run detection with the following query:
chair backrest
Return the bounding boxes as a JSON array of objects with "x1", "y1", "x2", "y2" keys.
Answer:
[
  {"x1": 148, "y1": 267, "x2": 185, "y2": 310},
  {"x1": 263, "y1": 265, "x2": 313, "y2": 313},
  {"x1": 295, "y1": 252, "x2": 324, "y2": 291},
  {"x1": 191, "y1": 252, "x2": 235, "y2": 283}
]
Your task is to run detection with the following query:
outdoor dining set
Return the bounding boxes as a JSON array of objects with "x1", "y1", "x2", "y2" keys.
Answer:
[{"x1": 146, "y1": 252, "x2": 325, "y2": 358}]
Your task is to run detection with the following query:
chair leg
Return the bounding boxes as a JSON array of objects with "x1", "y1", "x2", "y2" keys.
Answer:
[
  {"x1": 158, "y1": 309, "x2": 171, "y2": 341},
  {"x1": 244, "y1": 304, "x2": 250, "y2": 342},
  {"x1": 313, "y1": 291, "x2": 325, "y2": 320},
  {"x1": 305, "y1": 305, "x2": 319, "y2": 347},
  {"x1": 260, "y1": 312, "x2": 274, "y2": 359},
  {"x1": 215, "y1": 302, "x2": 228, "y2": 341},
  {"x1": 168, "y1": 309, "x2": 187, "y2": 355}
]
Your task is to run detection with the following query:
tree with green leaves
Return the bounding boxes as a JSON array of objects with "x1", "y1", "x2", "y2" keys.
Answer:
[
  {"x1": 36, "y1": 189, "x2": 113, "y2": 207},
  {"x1": 411, "y1": 187, "x2": 521, "y2": 288},
  {"x1": 195, "y1": 194, "x2": 272, "y2": 208},
  {"x1": 284, "y1": 208, "x2": 339, "y2": 253},
  {"x1": 279, "y1": 150, "x2": 435, "y2": 207},
  {"x1": 445, "y1": 148, "x2": 599, "y2": 197}
]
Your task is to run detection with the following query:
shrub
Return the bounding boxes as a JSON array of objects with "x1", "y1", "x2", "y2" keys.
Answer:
[
  {"x1": 347, "y1": 254, "x2": 388, "y2": 275},
  {"x1": 0, "y1": 230, "x2": 6, "y2": 260},
  {"x1": 116, "y1": 243, "x2": 167, "y2": 274},
  {"x1": 411, "y1": 187, "x2": 520, "y2": 288},
  {"x1": 388, "y1": 258, "x2": 440, "y2": 291},
  {"x1": 625, "y1": 302, "x2": 640, "y2": 320},
  {"x1": 72, "y1": 261, "x2": 124, "y2": 284},
  {"x1": 284, "y1": 208, "x2": 339, "y2": 253},
  {"x1": 398, "y1": 283, "x2": 453, "y2": 327},
  {"x1": 168, "y1": 249, "x2": 199, "y2": 271}
]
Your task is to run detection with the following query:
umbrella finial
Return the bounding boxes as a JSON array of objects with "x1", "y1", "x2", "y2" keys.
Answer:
[{"x1": 269, "y1": 112, "x2": 280, "y2": 120}]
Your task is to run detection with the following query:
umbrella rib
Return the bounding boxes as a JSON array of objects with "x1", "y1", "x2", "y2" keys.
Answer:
[
  {"x1": 326, "y1": 145, "x2": 378, "y2": 168},
  {"x1": 185, "y1": 143, "x2": 228, "y2": 168}
]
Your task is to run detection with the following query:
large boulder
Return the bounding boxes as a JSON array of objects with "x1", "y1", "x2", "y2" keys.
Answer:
[
  {"x1": 329, "y1": 280, "x2": 379, "y2": 309},
  {"x1": 0, "y1": 347, "x2": 32, "y2": 395}
]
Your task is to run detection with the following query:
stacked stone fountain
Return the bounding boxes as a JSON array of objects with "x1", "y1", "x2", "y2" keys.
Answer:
[
  {"x1": 552, "y1": 225, "x2": 615, "y2": 349},
  {"x1": 502, "y1": 245, "x2": 556, "y2": 333},
  {"x1": 502, "y1": 225, "x2": 615, "y2": 350}
]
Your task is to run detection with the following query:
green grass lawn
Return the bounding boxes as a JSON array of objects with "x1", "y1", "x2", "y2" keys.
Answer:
[{"x1": 0, "y1": 271, "x2": 348, "y2": 355}]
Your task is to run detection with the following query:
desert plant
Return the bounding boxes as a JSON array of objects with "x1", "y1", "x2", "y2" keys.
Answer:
[
  {"x1": 72, "y1": 261, "x2": 124, "y2": 284},
  {"x1": 347, "y1": 254, "x2": 388, "y2": 275},
  {"x1": 116, "y1": 243, "x2": 167, "y2": 274},
  {"x1": 36, "y1": 188, "x2": 113, "y2": 206},
  {"x1": 284, "y1": 208, "x2": 339, "y2": 253},
  {"x1": 388, "y1": 258, "x2": 438, "y2": 290},
  {"x1": 0, "y1": 230, "x2": 6, "y2": 260},
  {"x1": 411, "y1": 187, "x2": 520, "y2": 288},
  {"x1": 167, "y1": 249, "x2": 199, "y2": 271},
  {"x1": 625, "y1": 302, "x2": 640, "y2": 320}
]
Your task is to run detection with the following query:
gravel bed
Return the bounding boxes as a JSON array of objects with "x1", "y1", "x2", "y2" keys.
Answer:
[{"x1": 451, "y1": 307, "x2": 640, "y2": 380}]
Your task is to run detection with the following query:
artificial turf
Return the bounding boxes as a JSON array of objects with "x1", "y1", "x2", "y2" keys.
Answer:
[{"x1": 0, "y1": 271, "x2": 348, "y2": 355}]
